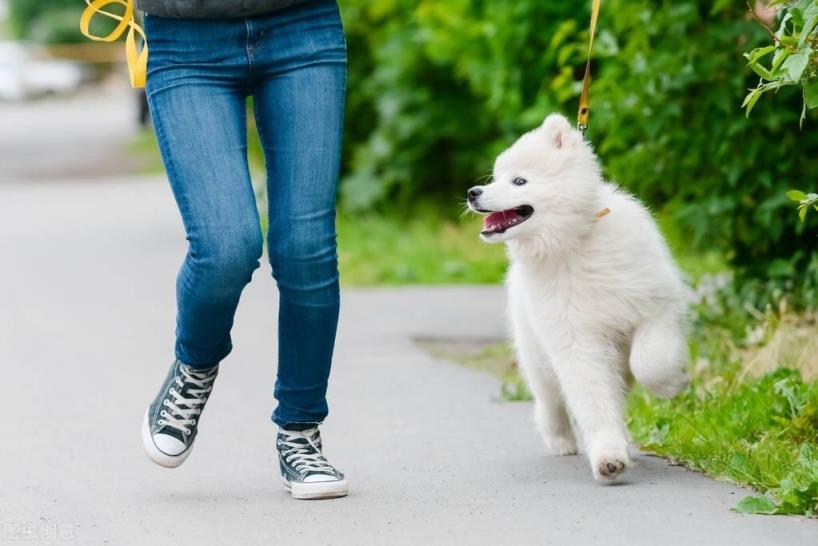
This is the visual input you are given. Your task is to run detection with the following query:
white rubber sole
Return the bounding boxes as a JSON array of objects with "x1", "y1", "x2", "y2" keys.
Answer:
[
  {"x1": 282, "y1": 476, "x2": 349, "y2": 500},
  {"x1": 141, "y1": 408, "x2": 192, "y2": 468}
]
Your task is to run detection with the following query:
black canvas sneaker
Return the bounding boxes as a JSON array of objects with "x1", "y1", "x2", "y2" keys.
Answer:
[
  {"x1": 277, "y1": 427, "x2": 348, "y2": 500},
  {"x1": 141, "y1": 360, "x2": 218, "y2": 468}
]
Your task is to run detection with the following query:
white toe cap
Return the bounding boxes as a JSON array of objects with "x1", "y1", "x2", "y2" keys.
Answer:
[
  {"x1": 304, "y1": 473, "x2": 340, "y2": 483},
  {"x1": 152, "y1": 434, "x2": 187, "y2": 456}
]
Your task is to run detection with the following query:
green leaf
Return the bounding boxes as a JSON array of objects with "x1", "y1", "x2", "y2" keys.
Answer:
[
  {"x1": 787, "y1": 190, "x2": 808, "y2": 201},
  {"x1": 735, "y1": 494, "x2": 780, "y2": 514},
  {"x1": 742, "y1": 87, "x2": 764, "y2": 116},
  {"x1": 745, "y1": 45, "x2": 776, "y2": 65},
  {"x1": 799, "y1": 13, "x2": 818, "y2": 48},
  {"x1": 782, "y1": 48, "x2": 813, "y2": 82},
  {"x1": 791, "y1": 6, "x2": 805, "y2": 28},
  {"x1": 799, "y1": 206, "x2": 808, "y2": 221},
  {"x1": 776, "y1": 10, "x2": 793, "y2": 37},
  {"x1": 770, "y1": 48, "x2": 792, "y2": 77},
  {"x1": 749, "y1": 61, "x2": 774, "y2": 81},
  {"x1": 805, "y1": 81, "x2": 818, "y2": 109}
]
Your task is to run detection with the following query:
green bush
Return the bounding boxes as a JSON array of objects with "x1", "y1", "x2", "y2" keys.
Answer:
[
  {"x1": 743, "y1": 0, "x2": 818, "y2": 122},
  {"x1": 341, "y1": 0, "x2": 581, "y2": 210},
  {"x1": 742, "y1": 0, "x2": 818, "y2": 227},
  {"x1": 13, "y1": 1, "x2": 818, "y2": 284},
  {"x1": 340, "y1": 0, "x2": 818, "y2": 282}
]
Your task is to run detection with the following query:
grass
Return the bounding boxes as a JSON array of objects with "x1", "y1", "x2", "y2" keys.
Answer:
[
  {"x1": 629, "y1": 368, "x2": 818, "y2": 516},
  {"x1": 337, "y1": 210, "x2": 506, "y2": 285},
  {"x1": 636, "y1": 295, "x2": 818, "y2": 516}
]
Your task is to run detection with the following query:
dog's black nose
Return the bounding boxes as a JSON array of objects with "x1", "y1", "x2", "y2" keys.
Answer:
[{"x1": 467, "y1": 187, "x2": 483, "y2": 201}]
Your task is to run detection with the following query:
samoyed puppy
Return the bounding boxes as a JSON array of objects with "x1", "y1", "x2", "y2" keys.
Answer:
[{"x1": 467, "y1": 113, "x2": 689, "y2": 482}]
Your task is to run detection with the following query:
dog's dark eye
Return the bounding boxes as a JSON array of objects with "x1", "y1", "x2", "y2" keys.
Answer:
[{"x1": 512, "y1": 177, "x2": 528, "y2": 186}]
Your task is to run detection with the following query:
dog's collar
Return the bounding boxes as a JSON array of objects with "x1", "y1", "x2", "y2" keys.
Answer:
[{"x1": 595, "y1": 207, "x2": 611, "y2": 220}]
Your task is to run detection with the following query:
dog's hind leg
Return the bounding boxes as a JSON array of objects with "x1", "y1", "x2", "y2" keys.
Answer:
[
  {"x1": 630, "y1": 314, "x2": 689, "y2": 399},
  {"x1": 510, "y1": 305, "x2": 577, "y2": 455}
]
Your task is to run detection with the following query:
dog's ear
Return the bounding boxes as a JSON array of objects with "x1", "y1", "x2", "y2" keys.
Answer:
[{"x1": 541, "y1": 114, "x2": 579, "y2": 149}]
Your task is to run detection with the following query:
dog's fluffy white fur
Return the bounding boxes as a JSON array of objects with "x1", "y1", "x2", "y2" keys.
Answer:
[{"x1": 469, "y1": 113, "x2": 689, "y2": 482}]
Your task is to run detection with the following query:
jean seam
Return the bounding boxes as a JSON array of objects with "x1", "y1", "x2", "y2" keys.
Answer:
[{"x1": 148, "y1": 96, "x2": 185, "y2": 228}]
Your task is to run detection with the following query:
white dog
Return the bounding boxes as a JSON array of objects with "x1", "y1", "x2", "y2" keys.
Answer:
[{"x1": 467, "y1": 113, "x2": 689, "y2": 481}]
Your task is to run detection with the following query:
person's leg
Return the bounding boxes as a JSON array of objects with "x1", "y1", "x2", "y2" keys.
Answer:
[
  {"x1": 145, "y1": 15, "x2": 261, "y2": 369},
  {"x1": 141, "y1": 15, "x2": 259, "y2": 467},
  {"x1": 251, "y1": 0, "x2": 347, "y2": 429},
  {"x1": 250, "y1": 1, "x2": 348, "y2": 499}
]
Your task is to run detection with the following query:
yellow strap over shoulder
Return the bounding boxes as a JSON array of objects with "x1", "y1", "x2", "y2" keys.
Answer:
[
  {"x1": 577, "y1": 0, "x2": 601, "y2": 133},
  {"x1": 80, "y1": 0, "x2": 148, "y2": 88}
]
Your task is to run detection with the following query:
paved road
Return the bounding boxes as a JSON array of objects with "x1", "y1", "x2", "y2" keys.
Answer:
[
  {"x1": 0, "y1": 83, "x2": 143, "y2": 182},
  {"x1": 1, "y1": 178, "x2": 816, "y2": 545}
]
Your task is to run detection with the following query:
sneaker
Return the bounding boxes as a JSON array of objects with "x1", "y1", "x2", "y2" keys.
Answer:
[
  {"x1": 141, "y1": 360, "x2": 218, "y2": 468},
  {"x1": 277, "y1": 427, "x2": 348, "y2": 500}
]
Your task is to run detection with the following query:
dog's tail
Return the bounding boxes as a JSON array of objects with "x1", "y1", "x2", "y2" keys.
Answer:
[{"x1": 629, "y1": 315, "x2": 689, "y2": 399}]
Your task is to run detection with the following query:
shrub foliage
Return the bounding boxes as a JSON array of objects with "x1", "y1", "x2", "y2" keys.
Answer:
[
  {"x1": 8, "y1": 0, "x2": 86, "y2": 43},
  {"x1": 341, "y1": 0, "x2": 818, "y2": 278}
]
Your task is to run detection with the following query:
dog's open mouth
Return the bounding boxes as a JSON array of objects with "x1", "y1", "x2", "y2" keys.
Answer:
[{"x1": 481, "y1": 205, "x2": 534, "y2": 235}]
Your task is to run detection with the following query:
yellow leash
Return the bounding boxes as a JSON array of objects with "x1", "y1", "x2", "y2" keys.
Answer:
[
  {"x1": 577, "y1": 0, "x2": 609, "y2": 221},
  {"x1": 79, "y1": 0, "x2": 148, "y2": 88},
  {"x1": 577, "y1": 0, "x2": 601, "y2": 135}
]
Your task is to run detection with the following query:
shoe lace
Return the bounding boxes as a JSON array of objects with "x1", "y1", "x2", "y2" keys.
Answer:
[
  {"x1": 279, "y1": 429, "x2": 336, "y2": 475},
  {"x1": 158, "y1": 366, "x2": 216, "y2": 435}
]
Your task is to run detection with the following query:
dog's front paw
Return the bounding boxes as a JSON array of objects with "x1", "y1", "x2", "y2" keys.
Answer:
[
  {"x1": 543, "y1": 434, "x2": 578, "y2": 456},
  {"x1": 590, "y1": 452, "x2": 631, "y2": 482}
]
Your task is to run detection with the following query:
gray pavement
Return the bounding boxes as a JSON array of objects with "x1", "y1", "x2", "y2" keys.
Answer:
[
  {"x1": 0, "y1": 83, "x2": 143, "y2": 181},
  {"x1": 1, "y1": 177, "x2": 817, "y2": 545}
]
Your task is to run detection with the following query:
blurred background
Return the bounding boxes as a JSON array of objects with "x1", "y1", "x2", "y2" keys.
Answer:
[
  {"x1": 3, "y1": 0, "x2": 817, "y2": 287},
  {"x1": 1, "y1": 0, "x2": 817, "y2": 518}
]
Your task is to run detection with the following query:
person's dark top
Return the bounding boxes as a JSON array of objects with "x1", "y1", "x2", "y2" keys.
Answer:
[{"x1": 136, "y1": 0, "x2": 307, "y2": 18}]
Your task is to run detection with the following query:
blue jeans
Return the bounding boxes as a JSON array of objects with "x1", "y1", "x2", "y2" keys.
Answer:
[{"x1": 144, "y1": 0, "x2": 346, "y2": 427}]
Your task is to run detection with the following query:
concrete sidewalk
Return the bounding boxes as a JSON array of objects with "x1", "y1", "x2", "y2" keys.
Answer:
[
  {"x1": 0, "y1": 85, "x2": 144, "y2": 182},
  {"x1": 0, "y1": 178, "x2": 815, "y2": 545}
]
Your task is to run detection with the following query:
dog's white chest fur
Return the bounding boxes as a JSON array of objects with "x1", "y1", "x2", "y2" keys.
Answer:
[
  {"x1": 469, "y1": 114, "x2": 689, "y2": 481},
  {"x1": 508, "y1": 182, "x2": 687, "y2": 347}
]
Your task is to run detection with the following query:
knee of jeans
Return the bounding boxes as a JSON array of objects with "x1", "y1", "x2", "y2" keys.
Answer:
[
  {"x1": 191, "y1": 225, "x2": 263, "y2": 285},
  {"x1": 268, "y1": 224, "x2": 339, "y2": 300}
]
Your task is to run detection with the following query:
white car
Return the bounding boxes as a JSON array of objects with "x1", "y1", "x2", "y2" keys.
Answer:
[{"x1": 0, "y1": 41, "x2": 84, "y2": 101}]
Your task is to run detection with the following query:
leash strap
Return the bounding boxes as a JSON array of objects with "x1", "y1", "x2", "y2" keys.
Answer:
[
  {"x1": 577, "y1": 0, "x2": 601, "y2": 135},
  {"x1": 80, "y1": 0, "x2": 148, "y2": 88}
]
